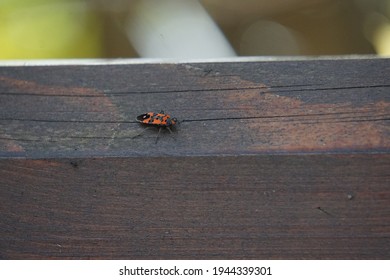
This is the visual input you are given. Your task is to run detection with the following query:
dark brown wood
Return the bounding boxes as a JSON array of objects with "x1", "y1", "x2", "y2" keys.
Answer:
[{"x1": 0, "y1": 58, "x2": 389, "y2": 259}]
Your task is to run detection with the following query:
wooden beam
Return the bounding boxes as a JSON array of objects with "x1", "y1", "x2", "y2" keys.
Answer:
[{"x1": 0, "y1": 58, "x2": 389, "y2": 259}]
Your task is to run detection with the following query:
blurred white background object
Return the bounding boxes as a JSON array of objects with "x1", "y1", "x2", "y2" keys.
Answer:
[
  {"x1": 1, "y1": 0, "x2": 389, "y2": 59},
  {"x1": 126, "y1": 0, "x2": 236, "y2": 58}
]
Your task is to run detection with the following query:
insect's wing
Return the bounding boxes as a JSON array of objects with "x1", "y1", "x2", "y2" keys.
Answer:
[{"x1": 136, "y1": 113, "x2": 151, "y2": 122}]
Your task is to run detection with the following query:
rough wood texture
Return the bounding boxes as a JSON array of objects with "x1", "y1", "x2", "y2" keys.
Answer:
[{"x1": 0, "y1": 58, "x2": 389, "y2": 259}]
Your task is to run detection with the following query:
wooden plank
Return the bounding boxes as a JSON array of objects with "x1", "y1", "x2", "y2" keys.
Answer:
[
  {"x1": 1, "y1": 155, "x2": 389, "y2": 259},
  {"x1": 1, "y1": 58, "x2": 389, "y2": 157},
  {"x1": 0, "y1": 58, "x2": 389, "y2": 259}
]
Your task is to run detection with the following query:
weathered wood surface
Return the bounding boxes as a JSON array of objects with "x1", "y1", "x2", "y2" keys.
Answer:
[{"x1": 0, "y1": 58, "x2": 389, "y2": 259}]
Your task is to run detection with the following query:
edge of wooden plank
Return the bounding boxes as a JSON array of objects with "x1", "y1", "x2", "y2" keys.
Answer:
[{"x1": 0, "y1": 55, "x2": 387, "y2": 67}]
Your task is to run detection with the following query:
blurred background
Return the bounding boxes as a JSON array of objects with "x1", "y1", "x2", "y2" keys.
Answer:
[{"x1": 1, "y1": 0, "x2": 390, "y2": 59}]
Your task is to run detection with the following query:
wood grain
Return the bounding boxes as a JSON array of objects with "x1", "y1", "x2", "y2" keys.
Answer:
[{"x1": 0, "y1": 58, "x2": 389, "y2": 259}]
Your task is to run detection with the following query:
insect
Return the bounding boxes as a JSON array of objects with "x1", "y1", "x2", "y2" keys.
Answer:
[{"x1": 134, "y1": 111, "x2": 178, "y2": 144}]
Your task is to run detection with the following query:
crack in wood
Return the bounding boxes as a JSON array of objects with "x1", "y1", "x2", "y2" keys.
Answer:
[
  {"x1": 2, "y1": 84, "x2": 389, "y2": 97},
  {"x1": 1, "y1": 112, "x2": 388, "y2": 124}
]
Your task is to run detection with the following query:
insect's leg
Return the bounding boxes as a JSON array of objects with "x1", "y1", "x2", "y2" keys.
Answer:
[
  {"x1": 155, "y1": 127, "x2": 162, "y2": 144},
  {"x1": 131, "y1": 127, "x2": 151, "y2": 139},
  {"x1": 166, "y1": 127, "x2": 177, "y2": 141}
]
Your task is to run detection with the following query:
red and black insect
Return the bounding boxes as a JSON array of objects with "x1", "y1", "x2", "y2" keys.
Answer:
[{"x1": 134, "y1": 111, "x2": 178, "y2": 143}]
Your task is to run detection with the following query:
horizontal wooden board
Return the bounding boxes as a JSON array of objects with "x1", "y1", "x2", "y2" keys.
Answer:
[
  {"x1": 0, "y1": 58, "x2": 389, "y2": 259},
  {"x1": 1, "y1": 155, "x2": 389, "y2": 259},
  {"x1": 0, "y1": 58, "x2": 389, "y2": 158}
]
